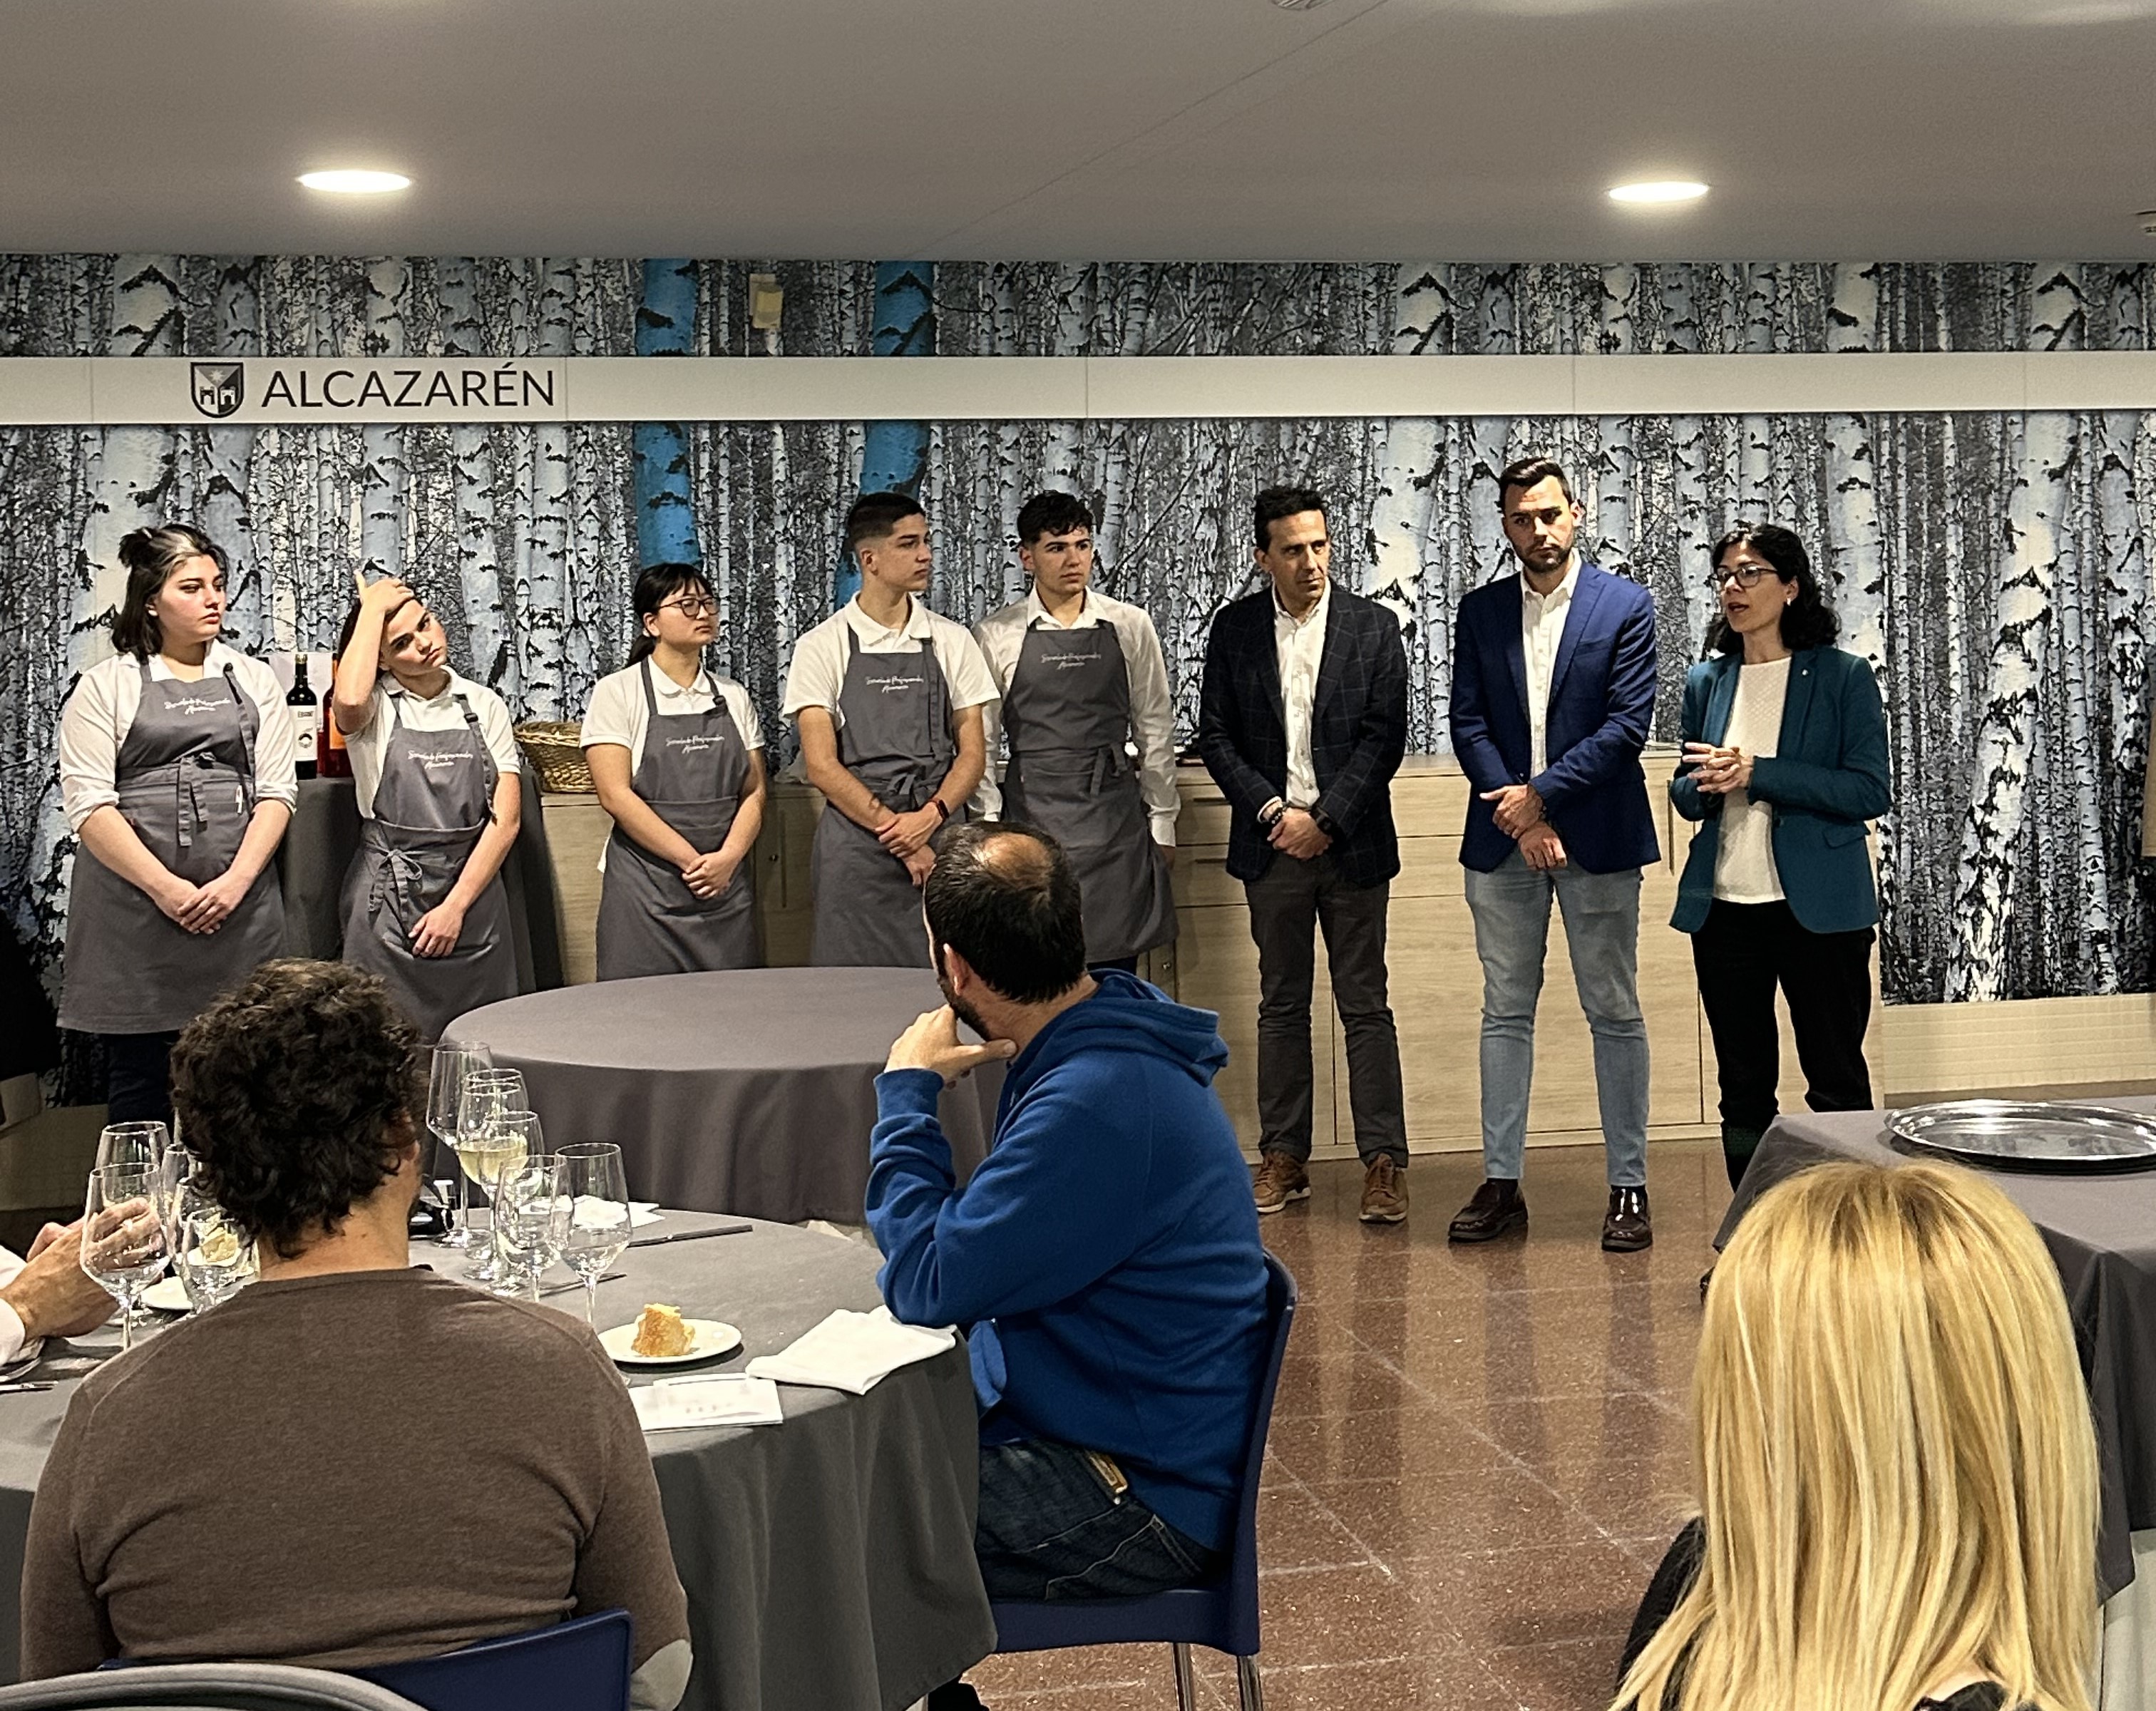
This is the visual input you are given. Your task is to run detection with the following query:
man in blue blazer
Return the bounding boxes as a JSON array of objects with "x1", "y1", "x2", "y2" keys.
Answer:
[
  {"x1": 1447, "y1": 458, "x2": 1660, "y2": 1251},
  {"x1": 1199, "y1": 485, "x2": 1411, "y2": 1226}
]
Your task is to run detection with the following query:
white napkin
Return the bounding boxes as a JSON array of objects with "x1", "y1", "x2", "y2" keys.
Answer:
[
  {"x1": 630, "y1": 1202, "x2": 663, "y2": 1228},
  {"x1": 743, "y1": 1306, "x2": 956, "y2": 1395},
  {"x1": 632, "y1": 1375, "x2": 786, "y2": 1431}
]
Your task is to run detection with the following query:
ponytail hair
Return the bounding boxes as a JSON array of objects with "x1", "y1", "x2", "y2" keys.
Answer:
[
  {"x1": 111, "y1": 525, "x2": 228, "y2": 659},
  {"x1": 627, "y1": 563, "x2": 713, "y2": 666}
]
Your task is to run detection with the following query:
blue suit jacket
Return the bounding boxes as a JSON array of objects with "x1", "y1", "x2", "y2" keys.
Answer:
[
  {"x1": 1449, "y1": 562, "x2": 1660, "y2": 874},
  {"x1": 1670, "y1": 646, "x2": 1889, "y2": 934}
]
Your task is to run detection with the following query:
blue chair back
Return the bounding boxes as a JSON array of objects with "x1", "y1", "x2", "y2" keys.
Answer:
[
  {"x1": 349, "y1": 1610, "x2": 631, "y2": 1711},
  {"x1": 990, "y1": 1248, "x2": 1298, "y2": 1658}
]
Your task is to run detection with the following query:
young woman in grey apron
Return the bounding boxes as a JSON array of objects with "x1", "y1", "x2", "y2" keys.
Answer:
[
  {"x1": 591, "y1": 657, "x2": 761, "y2": 979},
  {"x1": 333, "y1": 580, "x2": 520, "y2": 1042},
  {"x1": 808, "y1": 628, "x2": 962, "y2": 967},
  {"x1": 58, "y1": 525, "x2": 294, "y2": 1124},
  {"x1": 1000, "y1": 620, "x2": 1176, "y2": 966}
]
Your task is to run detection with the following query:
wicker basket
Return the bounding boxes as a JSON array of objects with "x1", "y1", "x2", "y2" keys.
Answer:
[{"x1": 513, "y1": 721, "x2": 595, "y2": 794}]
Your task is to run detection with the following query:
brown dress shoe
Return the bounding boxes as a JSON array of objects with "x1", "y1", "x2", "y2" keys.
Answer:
[
  {"x1": 1252, "y1": 1152, "x2": 1310, "y2": 1215},
  {"x1": 1358, "y1": 1156, "x2": 1407, "y2": 1224},
  {"x1": 1602, "y1": 1186, "x2": 1653, "y2": 1252},
  {"x1": 1448, "y1": 1178, "x2": 1526, "y2": 1243}
]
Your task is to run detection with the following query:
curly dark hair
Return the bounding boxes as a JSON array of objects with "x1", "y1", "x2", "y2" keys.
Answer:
[
  {"x1": 170, "y1": 960, "x2": 425, "y2": 1259},
  {"x1": 1704, "y1": 523, "x2": 1841, "y2": 657}
]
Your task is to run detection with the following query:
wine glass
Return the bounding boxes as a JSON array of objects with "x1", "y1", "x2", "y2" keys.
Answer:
[
  {"x1": 426, "y1": 1042, "x2": 493, "y2": 1250},
  {"x1": 172, "y1": 1187, "x2": 250, "y2": 1314},
  {"x1": 81, "y1": 1165, "x2": 170, "y2": 1353},
  {"x1": 492, "y1": 1144, "x2": 568, "y2": 1300},
  {"x1": 96, "y1": 1121, "x2": 168, "y2": 1173},
  {"x1": 557, "y1": 1143, "x2": 632, "y2": 1325},
  {"x1": 455, "y1": 1069, "x2": 525, "y2": 1284}
]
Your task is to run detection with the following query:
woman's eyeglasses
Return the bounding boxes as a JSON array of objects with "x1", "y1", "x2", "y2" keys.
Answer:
[
  {"x1": 662, "y1": 596, "x2": 718, "y2": 618},
  {"x1": 1708, "y1": 564, "x2": 1776, "y2": 590}
]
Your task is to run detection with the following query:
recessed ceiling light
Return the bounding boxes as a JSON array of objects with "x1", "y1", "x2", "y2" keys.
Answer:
[
  {"x1": 299, "y1": 170, "x2": 411, "y2": 195},
  {"x1": 1608, "y1": 180, "x2": 1709, "y2": 205}
]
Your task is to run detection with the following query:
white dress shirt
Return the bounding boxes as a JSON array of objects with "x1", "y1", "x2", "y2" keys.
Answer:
[
  {"x1": 344, "y1": 673, "x2": 521, "y2": 821},
  {"x1": 1520, "y1": 557, "x2": 1580, "y2": 779},
  {"x1": 780, "y1": 597, "x2": 999, "y2": 729},
  {"x1": 970, "y1": 588, "x2": 1180, "y2": 846},
  {"x1": 0, "y1": 1246, "x2": 31, "y2": 1369},
  {"x1": 1712, "y1": 656, "x2": 1792, "y2": 904},
  {"x1": 1274, "y1": 580, "x2": 1332, "y2": 810},
  {"x1": 58, "y1": 644, "x2": 299, "y2": 831}
]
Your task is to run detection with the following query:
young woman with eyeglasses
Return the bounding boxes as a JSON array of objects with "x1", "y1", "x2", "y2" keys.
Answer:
[
  {"x1": 1668, "y1": 524, "x2": 1890, "y2": 1191},
  {"x1": 578, "y1": 563, "x2": 767, "y2": 978},
  {"x1": 329, "y1": 577, "x2": 523, "y2": 1041}
]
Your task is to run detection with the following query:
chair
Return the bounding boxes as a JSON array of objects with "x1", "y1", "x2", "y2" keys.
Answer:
[
  {"x1": 987, "y1": 1249, "x2": 1298, "y2": 1711},
  {"x1": 349, "y1": 1610, "x2": 632, "y2": 1711},
  {"x1": 0, "y1": 1660, "x2": 428, "y2": 1710}
]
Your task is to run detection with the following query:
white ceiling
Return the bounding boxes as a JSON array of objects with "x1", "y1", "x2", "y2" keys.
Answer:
[{"x1": 3, "y1": 0, "x2": 2154, "y2": 261}]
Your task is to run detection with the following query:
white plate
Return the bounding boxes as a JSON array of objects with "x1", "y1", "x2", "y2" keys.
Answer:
[
  {"x1": 600, "y1": 1318, "x2": 741, "y2": 1367},
  {"x1": 143, "y1": 1277, "x2": 191, "y2": 1313}
]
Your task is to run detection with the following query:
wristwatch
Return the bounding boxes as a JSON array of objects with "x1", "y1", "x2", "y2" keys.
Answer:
[
  {"x1": 930, "y1": 797, "x2": 951, "y2": 822},
  {"x1": 1311, "y1": 808, "x2": 1339, "y2": 839}
]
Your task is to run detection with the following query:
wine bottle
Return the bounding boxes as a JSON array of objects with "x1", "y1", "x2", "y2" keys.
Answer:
[{"x1": 287, "y1": 654, "x2": 318, "y2": 781}]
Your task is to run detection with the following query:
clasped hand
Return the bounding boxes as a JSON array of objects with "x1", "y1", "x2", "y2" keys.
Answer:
[
  {"x1": 1268, "y1": 808, "x2": 1330, "y2": 861},
  {"x1": 876, "y1": 803, "x2": 943, "y2": 860},
  {"x1": 679, "y1": 850, "x2": 739, "y2": 899},
  {"x1": 163, "y1": 868, "x2": 251, "y2": 935},
  {"x1": 1682, "y1": 741, "x2": 1754, "y2": 795},
  {"x1": 884, "y1": 1006, "x2": 1017, "y2": 1086}
]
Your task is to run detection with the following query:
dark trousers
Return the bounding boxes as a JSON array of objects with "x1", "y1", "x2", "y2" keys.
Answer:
[
  {"x1": 1245, "y1": 852, "x2": 1407, "y2": 1166},
  {"x1": 103, "y1": 1031, "x2": 180, "y2": 1126},
  {"x1": 974, "y1": 1438, "x2": 1217, "y2": 1599},
  {"x1": 1693, "y1": 900, "x2": 1874, "y2": 1186}
]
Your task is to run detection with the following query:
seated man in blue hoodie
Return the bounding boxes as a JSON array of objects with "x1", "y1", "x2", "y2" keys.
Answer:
[{"x1": 869, "y1": 821, "x2": 1270, "y2": 1617}]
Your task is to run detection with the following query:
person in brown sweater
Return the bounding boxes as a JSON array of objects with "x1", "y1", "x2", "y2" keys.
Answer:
[{"x1": 19, "y1": 960, "x2": 692, "y2": 1708}]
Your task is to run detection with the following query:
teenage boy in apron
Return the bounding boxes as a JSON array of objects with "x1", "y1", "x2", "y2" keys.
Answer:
[
  {"x1": 781, "y1": 492, "x2": 999, "y2": 969},
  {"x1": 332, "y1": 578, "x2": 523, "y2": 1042},
  {"x1": 972, "y1": 490, "x2": 1179, "y2": 971}
]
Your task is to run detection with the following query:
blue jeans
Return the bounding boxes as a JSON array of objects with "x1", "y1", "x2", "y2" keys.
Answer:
[
  {"x1": 1463, "y1": 851, "x2": 1648, "y2": 1188},
  {"x1": 975, "y1": 1438, "x2": 1218, "y2": 1600}
]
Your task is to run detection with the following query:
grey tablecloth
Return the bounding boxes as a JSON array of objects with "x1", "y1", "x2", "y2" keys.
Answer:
[
  {"x1": 276, "y1": 773, "x2": 566, "y2": 993},
  {"x1": 445, "y1": 968, "x2": 1000, "y2": 1223},
  {"x1": 1718, "y1": 1102, "x2": 2156, "y2": 1598},
  {"x1": 0, "y1": 1219, "x2": 995, "y2": 1711}
]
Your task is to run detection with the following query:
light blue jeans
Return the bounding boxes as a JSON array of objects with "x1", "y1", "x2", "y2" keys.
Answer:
[{"x1": 1463, "y1": 850, "x2": 1649, "y2": 1188}]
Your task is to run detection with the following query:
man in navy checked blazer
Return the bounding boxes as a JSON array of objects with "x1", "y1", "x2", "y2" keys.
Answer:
[{"x1": 1198, "y1": 485, "x2": 1411, "y2": 1226}]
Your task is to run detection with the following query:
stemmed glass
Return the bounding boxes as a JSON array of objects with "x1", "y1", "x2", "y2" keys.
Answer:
[
  {"x1": 96, "y1": 1122, "x2": 167, "y2": 1173},
  {"x1": 171, "y1": 1187, "x2": 251, "y2": 1313},
  {"x1": 492, "y1": 1146, "x2": 569, "y2": 1300},
  {"x1": 557, "y1": 1144, "x2": 632, "y2": 1325},
  {"x1": 81, "y1": 1164, "x2": 170, "y2": 1353},
  {"x1": 426, "y1": 1042, "x2": 493, "y2": 1249},
  {"x1": 455, "y1": 1069, "x2": 526, "y2": 1285}
]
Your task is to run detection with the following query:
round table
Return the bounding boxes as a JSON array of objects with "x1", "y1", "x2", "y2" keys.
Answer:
[
  {"x1": 446, "y1": 968, "x2": 1002, "y2": 1223},
  {"x1": 0, "y1": 1219, "x2": 995, "y2": 1711}
]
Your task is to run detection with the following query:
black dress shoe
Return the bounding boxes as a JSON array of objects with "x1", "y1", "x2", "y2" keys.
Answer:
[
  {"x1": 1602, "y1": 1186, "x2": 1652, "y2": 1253},
  {"x1": 1448, "y1": 1178, "x2": 1527, "y2": 1243}
]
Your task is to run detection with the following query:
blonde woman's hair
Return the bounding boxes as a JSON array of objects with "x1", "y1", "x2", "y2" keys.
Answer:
[{"x1": 1615, "y1": 1162, "x2": 2098, "y2": 1711}]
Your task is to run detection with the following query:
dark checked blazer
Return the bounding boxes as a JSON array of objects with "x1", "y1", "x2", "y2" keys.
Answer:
[{"x1": 1197, "y1": 582, "x2": 1410, "y2": 888}]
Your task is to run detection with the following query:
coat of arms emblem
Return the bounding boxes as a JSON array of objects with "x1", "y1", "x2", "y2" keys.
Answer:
[{"x1": 190, "y1": 362, "x2": 245, "y2": 419}]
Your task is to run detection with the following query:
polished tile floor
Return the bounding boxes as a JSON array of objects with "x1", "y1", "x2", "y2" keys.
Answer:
[{"x1": 965, "y1": 1139, "x2": 1730, "y2": 1711}]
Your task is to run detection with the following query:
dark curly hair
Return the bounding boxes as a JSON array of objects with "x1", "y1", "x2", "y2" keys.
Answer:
[
  {"x1": 1704, "y1": 523, "x2": 1841, "y2": 657},
  {"x1": 170, "y1": 960, "x2": 425, "y2": 1259}
]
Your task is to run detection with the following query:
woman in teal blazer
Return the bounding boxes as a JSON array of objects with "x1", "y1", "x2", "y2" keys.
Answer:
[{"x1": 1672, "y1": 524, "x2": 1889, "y2": 1190}]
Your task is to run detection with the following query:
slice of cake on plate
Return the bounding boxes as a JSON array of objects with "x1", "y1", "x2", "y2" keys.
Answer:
[{"x1": 631, "y1": 1303, "x2": 693, "y2": 1358}]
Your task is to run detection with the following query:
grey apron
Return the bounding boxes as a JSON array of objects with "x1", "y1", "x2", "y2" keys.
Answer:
[
  {"x1": 1002, "y1": 619, "x2": 1177, "y2": 962},
  {"x1": 60, "y1": 659, "x2": 286, "y2": 1034},
  {"x1": 595, "y1": 659, "x2": 759, "y2": 980},
  {"x1": 339, "y1": 687, "x2": 516, "y2": 1042},
  {"x1": 808, "y1": 624, "x2": 962, "y2": 969}
]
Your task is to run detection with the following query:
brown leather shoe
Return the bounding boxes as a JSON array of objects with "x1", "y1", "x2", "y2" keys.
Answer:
[
  {"x1": 1358, "y1": 1156, "x2": 1407, "y2": 1224},
  {"x1": 1448, "y1": 1178, "x2": 1526, "y2": 1243},
  {"x1": 1603, "y1": 1186, "x2": 1653, "y2": 1252},
  {"x1": 1252, "y1": 1152, "x2": 1310, "y2": 1215}
]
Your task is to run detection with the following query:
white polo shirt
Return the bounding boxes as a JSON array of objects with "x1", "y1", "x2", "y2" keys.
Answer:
[
  {"x1": 344, "y1": 672, "x2": 520, "y2": 821},
  {"x1": 580, "y1": 659, "x2": 764, "y2": 771},
  {"x1": 780, "y1": 596, "x2": 998, "y2": 730}
]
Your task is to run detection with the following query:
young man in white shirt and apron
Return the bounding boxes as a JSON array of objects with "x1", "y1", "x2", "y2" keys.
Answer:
[
  {"x1": 972, "y1": 490, "x2": 1177, "y2": 972},
  {"x1": 781, "y1": 492, "x2": 999, "y2": 969}
]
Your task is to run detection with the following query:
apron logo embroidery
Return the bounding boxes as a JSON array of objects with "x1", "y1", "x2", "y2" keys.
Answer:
[
  {"x1": 164, "y1": 694, "x2": 227, "y2": 715},
  {"x1": 865, "y1": 671, "x2": 925, "y2": 694},
  {"x1": 411, "y1": 750, "x2": 472, "y2": 771},
  {"x1": 1049, "y1": 651, "x2": 1103, "y2": 669},
  {"x1": 664, "y1": 734, "x2": 727, "y2": 752}
]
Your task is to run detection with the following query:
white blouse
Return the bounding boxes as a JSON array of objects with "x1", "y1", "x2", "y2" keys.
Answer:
[{"x1": 1712, "y1": 657, "x2": 1792, "y2": 905}]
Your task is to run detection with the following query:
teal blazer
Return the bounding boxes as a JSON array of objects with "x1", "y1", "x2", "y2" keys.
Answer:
[{"x1": 1670, "y1": 646, "x2": 1889, "y2": 935}]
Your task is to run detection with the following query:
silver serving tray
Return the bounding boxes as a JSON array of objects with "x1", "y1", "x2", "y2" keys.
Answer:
[{"x1": 1887, "y1": 1099, "x2": 2156, "y2": 1173}]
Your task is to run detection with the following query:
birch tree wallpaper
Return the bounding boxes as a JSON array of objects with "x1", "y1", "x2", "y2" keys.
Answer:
[{"x1": 1, "y1": 256, "x2": 2151, "y2": 1013}]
